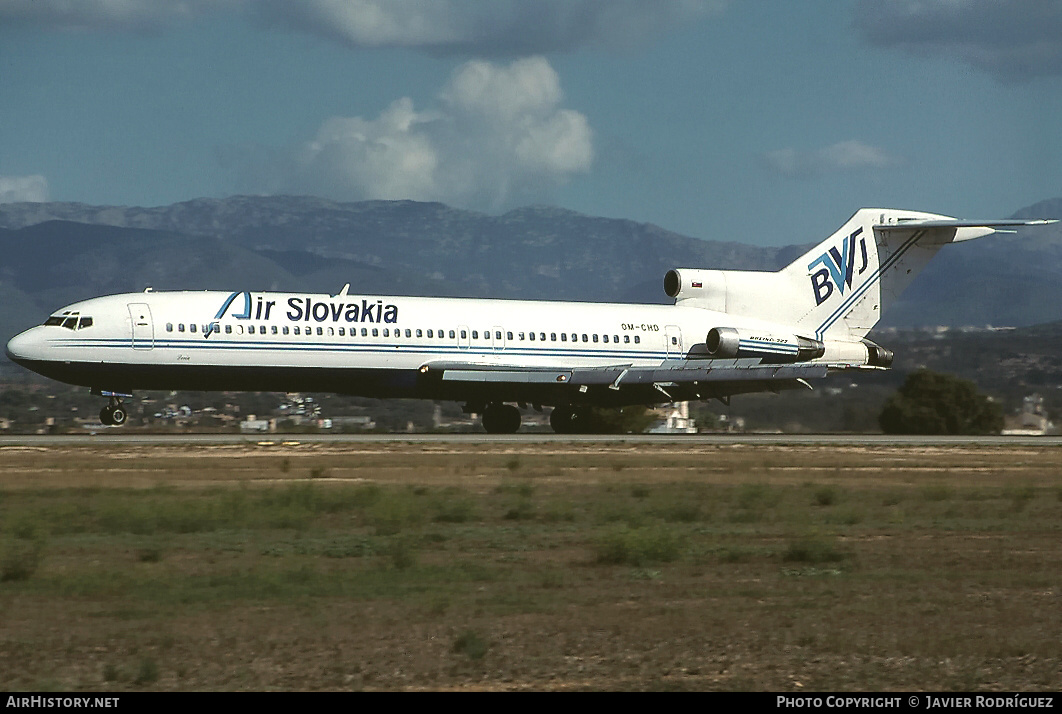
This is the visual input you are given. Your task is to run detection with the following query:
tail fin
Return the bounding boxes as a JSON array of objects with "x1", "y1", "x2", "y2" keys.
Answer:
[
  {"x1": 784, "y1": 209, "x2": 1055, "y2": 339},
  {"x1": 667, "y1": 209, "x2": 1055, "y2": 340}
]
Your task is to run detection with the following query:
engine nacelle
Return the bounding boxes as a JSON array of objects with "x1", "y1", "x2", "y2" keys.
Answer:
[
  {"x1": 864, "y1": 340, "x2": 894, "y2": 367},
  {"x1": 664, "y1": 268, "x2": 728, "y2": 304},
  {"x1": 706, "y1": 327, "x2": 825, "y2": 363}
]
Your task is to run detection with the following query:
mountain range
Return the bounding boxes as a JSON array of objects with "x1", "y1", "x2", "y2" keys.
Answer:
[{"x1": 2, "y1": 195, "x2": 1060, "y2": 349}]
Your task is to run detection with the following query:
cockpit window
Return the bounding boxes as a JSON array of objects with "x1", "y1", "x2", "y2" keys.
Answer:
[{"x1": 44, "y1": 311, "x2": 93, "y2": 330}]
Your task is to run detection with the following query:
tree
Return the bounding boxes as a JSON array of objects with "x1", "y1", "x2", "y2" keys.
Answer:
[{"x1": 878, "y1": 369, "x2": 1004, "y2": 435}]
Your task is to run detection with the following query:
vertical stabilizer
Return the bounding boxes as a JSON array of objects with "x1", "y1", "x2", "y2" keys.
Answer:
[
  {"x1": 668, "y1": 210, "x2": 1054, "y2": 340},
  {"x1": 783, "y1": 209, "x2": 1024, "y2": 340}
]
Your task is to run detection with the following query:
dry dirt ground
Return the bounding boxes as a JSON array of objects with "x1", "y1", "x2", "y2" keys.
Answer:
[{"x1": 0, "y1": 441, "x2": 1060, "y2": 691}]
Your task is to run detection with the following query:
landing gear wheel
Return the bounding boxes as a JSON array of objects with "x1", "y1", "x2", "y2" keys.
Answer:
[
  {"x1": 100, "y1": 405, "x2": 127, "y2": 426},
  {"x1": 98, "y1": 396, "x2": 128, "y2": 427},
  {"x1": 482, "y1": 404, "x2": 521, "y2": 434},
  {"x1": 547, "y1": 408, "x2": 581, "y2": 435},
  {"x1": 550, "y1": 406, "x2": 589, "y2": 434}
]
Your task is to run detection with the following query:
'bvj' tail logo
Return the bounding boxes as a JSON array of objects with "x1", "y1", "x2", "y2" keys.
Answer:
[{"x1": 808, "y1": 228, "x2": 868, "y2": 306}]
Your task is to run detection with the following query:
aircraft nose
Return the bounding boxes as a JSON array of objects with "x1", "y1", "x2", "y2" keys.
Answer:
[{"x1": 5, "y1": 329, "x2": 39, "y2": 364}]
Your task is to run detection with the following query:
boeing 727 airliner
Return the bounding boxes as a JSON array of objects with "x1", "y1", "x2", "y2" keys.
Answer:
[{"x1": 5, "y1": 209, "x2": 1055, "y2": 432}]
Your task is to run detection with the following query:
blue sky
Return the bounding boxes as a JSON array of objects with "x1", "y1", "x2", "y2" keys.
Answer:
[{"x1": 2, "y1": 0, "x2": 1060, "y2": 246}]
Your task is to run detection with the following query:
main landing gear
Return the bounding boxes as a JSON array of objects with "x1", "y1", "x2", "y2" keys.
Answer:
[
  {"x1": 473, "y1": 403, "x2": 591, "y2": 434},
  {"x1": 480, "y1": 403, "x2": 521, "y2": 434},
  {"x1": 549, "y1": 406, "x2": 588, "y2": 435},
  {"x1": 93, "y1": 390, "x2": 131, "y2": 427}
]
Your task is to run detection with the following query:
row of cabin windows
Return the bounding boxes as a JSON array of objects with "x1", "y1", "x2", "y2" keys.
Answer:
[{"x1": 164, "y1": 322, "x2": 642, "y2": 345}]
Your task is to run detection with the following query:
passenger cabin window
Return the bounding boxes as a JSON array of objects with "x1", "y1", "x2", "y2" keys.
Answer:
[{"x1": 166, "y1": 323, "x2": 174, "y2": 332}]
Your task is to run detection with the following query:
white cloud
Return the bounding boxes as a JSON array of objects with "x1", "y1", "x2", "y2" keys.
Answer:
[
  {"x1": 1, "y1": 1, "x2": 723, "y2": 55},
  {"x1": 0, "y1": 0, "x2": 220, "y2": 31},
  {"x1": 0, "y1": 175, "x2": 49, "y2": 203},
  {"x1": 226, "y1": 57, "x2": 593, "y2": 211},
  {"x1": 254, "y1": 0, "x2": 723, "y2": 55},
  {"x1": 855, "y1": 0, "x2": 1062, "y2": 83},
  {"x1": 764, "y1": 140, "x2": 901, "y2": 179}
]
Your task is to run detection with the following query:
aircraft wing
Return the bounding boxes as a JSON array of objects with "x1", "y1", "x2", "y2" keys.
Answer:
[{"x1": 419, "y1": 359, "x2": 831, "y2": 405}]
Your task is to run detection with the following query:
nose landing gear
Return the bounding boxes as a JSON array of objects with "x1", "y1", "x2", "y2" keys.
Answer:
[{"x1": 92, "y1": 390, "x2": 132, "y2": 427}]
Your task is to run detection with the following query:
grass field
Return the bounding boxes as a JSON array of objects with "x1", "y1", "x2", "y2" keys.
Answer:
[{"x1": 0, "y1": 441, "x2": 1060, "y2": 691}]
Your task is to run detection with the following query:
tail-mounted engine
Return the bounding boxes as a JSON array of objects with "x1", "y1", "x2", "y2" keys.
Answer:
[{"x1": 705, "y1": 327, "x2": 825, "y2": 363}]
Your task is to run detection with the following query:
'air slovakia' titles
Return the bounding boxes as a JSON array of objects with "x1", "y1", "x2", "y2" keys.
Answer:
[{"x1": 216, "y1": 292, "x2": 398, "y2": 324}]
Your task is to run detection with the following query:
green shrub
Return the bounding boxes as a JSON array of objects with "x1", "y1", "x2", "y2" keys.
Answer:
[
  {"x1": 596, "y1": 526, "x2": 681, "y2": 566},
  {"x1": 0, "y1": 538, "x2": 43, "y2": 582},
  {"x1": 781, "y1": 536, "x2": 847, "y2": 564},
  {"x1": 452, "y1": 630, "x2": 489, "y2": 660}
]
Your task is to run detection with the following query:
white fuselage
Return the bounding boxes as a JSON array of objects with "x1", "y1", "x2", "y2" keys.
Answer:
[{"x1": 5, "y1": 288, "x2": 868, "y2": 404}]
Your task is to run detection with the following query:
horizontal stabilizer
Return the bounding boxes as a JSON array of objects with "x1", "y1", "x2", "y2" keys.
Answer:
[{"x1": 878, "y1": 218, "x2": 1057, "y2": 230}]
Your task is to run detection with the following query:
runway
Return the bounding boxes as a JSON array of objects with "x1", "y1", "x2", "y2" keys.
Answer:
[{"x1": 2, "y1": 432, "x2": 1061, "y2": 446}]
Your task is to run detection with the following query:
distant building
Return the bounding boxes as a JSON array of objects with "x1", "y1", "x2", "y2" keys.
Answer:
[
  {"x1": 240, "y1": 415, "x2": 273, "y2": 433},
  {"x1": 1003, "y1": 393, "x2": 1056, "y2": 436},
  {"x1": 648, "y1": 402, "x2": 697, "y2": 434}
]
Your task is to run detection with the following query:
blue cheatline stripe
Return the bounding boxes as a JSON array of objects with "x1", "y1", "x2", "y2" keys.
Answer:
[
  {"x1": 48, "y1": 338, "x2": 669, "y2": 362},
  {"x1": 814, "y1": 229, "x2": 925, "y2": 340}
]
